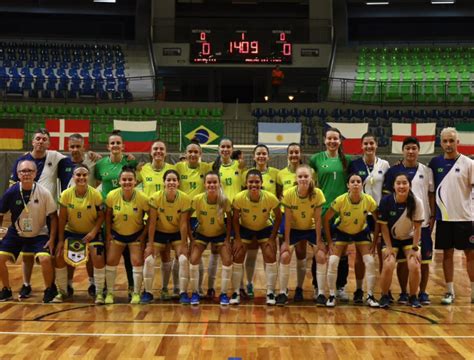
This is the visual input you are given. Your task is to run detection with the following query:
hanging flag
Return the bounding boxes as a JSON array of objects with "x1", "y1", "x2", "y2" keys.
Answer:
[
  {"x1": 180, "y1": 120, "x2": 223, "y2": 151},
  {"x1": 392, "y1": 123, "x2": 436, "y2": 154},
  {"x1": 113, "y1": 120, "x2": 157, "y2": 152},
  {"x1": 456, "y1": 123, "x2": 474, "y2": 155},
  {"x1": 326, "y1": 122, "x2": 368, "y2": 154},
  {"x1": 0, "y1": 119, "x2": 25, "y2": 150},
  {"x1": 45, "y1": 119, "x2": 90, "y2": 151},
  {"x1": 258, "y1": 122, "x2": 301, "y2": 153}
]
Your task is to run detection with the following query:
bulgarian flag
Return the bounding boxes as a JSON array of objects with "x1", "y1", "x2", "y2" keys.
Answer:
[
  {"x1": 326, "y1": 122, "x2": 368, "y2": 154},
  {"x1": 456, "y1": 123, "x2": 474, "y2": 155},
  {"x1": 46, "y1": 119, "x2": 90, "y2": 151},
  {"x1": 114, "y1": 120, "x2": 157, "y2": 152},
  {"x1": 391, "y1": 123, "x2": 436, "y2": 155}
]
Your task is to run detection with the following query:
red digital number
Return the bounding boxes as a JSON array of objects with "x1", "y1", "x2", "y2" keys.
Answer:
[
  {"x1": 280, "y1": 32, "x2": 286, "y2": 41},
  {"x1": 251, "y1": 41, "x2": 258, "y2": 54},
  {"x1": 202, "y1": 42, "x2": 211, "y2": 56},
  {"x1": 200, "y1": 32, "x2": 206, "y2": 41},
  {"x1": 283, "y1": 43, "x2": 292, "y2": 56}
]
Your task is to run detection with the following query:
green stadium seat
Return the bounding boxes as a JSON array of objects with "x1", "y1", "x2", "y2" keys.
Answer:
[
  {"x1": 107, "y1": 107, "x2": 119, "y2": 116},
  {"x1": 160, "y1": 108, "x2": 172, "y2": 117},
  {"x1": 132, "y1": 108, "x2": 143, "y2": 117},
  {"x1": 18, "y1": 105, "x2": 29, "y2": 114},
  {"x1": 95, "y1": 107, "x2": 107, "y2": 116},
  {"x1": 185, "y1": 108, "x2": 197, "y2": 118},
  {"x1": 5, "y1": 105, "x2": 17, "y2": 114},
  {"x1": 144, "y1": 108, "x2": 156, "y2": 117},
  {"x1": 82, "y1": 107, "x2": 94, "y2": 116},
  {"x1": 211, "y1": 108, "x2": 223, "y2": 117},
  {"x1": 172, "y1": 108, "x2": 184, "y2": 118}
]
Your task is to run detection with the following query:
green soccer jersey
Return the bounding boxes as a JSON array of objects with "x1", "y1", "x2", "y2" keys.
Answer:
[
  {"x1": 309, "y1": 151, "x2": 351, "y2": 215},
  {"x1": 94, "y1": 156, "x2": 138, "y2": 199}
]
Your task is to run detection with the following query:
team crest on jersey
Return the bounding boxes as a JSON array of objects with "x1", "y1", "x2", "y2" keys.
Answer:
[
  {"x1": 159, "y1": 208, "x2": 165, "y2": 213},
  {"x1": 389, "y1": 211, "x2": 397, "y2": 216},
  {"x1": 262, "y1": 209, "x2": 267, "y2": 213},
  {"x1": 181, "y1": 175, "x2": 188, "y2": 179},
  {"x1": 34, "y1": 199, "x2": 39, "y2": 203},
  {"x1": 133, "y1": 208, "x2": 138, "y2": 212},
  {"x1": 114, "y1": 205, "x2": 120, "y2": 211},
  {"x1": 455, "y1": 168, "x2": 460, "y2": 172},
  {"x1": 437, "y1": 168, "x2": 443, "y2": 173},
  {"x1": 243, "y1": 209, "x2": 250, "y2": 213},
  {"x1": 234, "y1": 172, "x2": 239, "y2": 175},
  {"x1": 146, "y1": 177, "x2": 153, "y2": 182},
  {"x1": 200, "y1": 211, "x2": 207, "y2": 216},
  {"x1": 378, "y1": 170, "x2": 383, "y2": 174},
  {"x1": 322, "y1": 164, "x2": 329, "y2": 168},
  {"x1": 15, "y1": 200, "x2": 22, "y2": 205},
  {"x1": 87, "y1": 205, "x2": 91, "y2": 209},
  {"x1": 419, "y1": 174, "x2": 424, "y2": 178},
  {"x1": 68, "y1": 204, "x2": 75, "y2": 209},
  {"x1": 344, "y1": 211, "x2": 351, "y2": 216},
  {"x1": 358, "y1": 171, "x2": 366, "y2": 176},
  {"x1": 103, "y1": 172, "x2": 109, "y2": 177}
]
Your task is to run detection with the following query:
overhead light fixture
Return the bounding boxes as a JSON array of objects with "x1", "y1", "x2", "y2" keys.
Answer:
[
  {"x1": 366, "y1": 2, "x2": 389, "y2": 5},
  {"x1": 431, "y1": 0, "x2": 455, "y2": 4},
  {"x1": 94, "y1": 0, "x2": 116, "y2": 3},
  {"x1": 264, "y1": 96, "x2": 269, "y2": 102},
  {"x1": 288, "y1": 95, "x2": 294, "y2": 101}
]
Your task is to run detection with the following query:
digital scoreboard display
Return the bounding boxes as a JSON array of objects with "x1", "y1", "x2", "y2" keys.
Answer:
[{"x1": 190, "y1": 29, "x2": 292, "y2": 64}]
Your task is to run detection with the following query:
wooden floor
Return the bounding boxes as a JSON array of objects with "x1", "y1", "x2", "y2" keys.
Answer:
[{"x1": 0, "y1": 248, "x2": 473, "y2": 359}]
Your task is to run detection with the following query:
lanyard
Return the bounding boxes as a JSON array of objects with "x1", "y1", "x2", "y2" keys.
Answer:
[
  {"x1": 19, "y1": 183, "x2": 36, "y2": 214},
  {"x1": 363, "y1": 157, "x2": 378, "y2": 186}
]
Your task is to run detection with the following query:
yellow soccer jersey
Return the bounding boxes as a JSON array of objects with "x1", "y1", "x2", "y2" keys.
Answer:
[
  {"x1": 277, "y1": 167, "x2": 297, "y2": 193},
  {"x1": 176, "y1": 161, "x2": 211, "y2": 199},
  {"x1": 217, "y1": 160, "x2": 244, "y2": 202},
  {"x1": 244, "y1": 167, "x2": 279, "y2": 196},
  {"x1": 149, "y1": 189, "x2": 192, "y2": 233},
  {"x1": 331, "y1": 193, "x2": 377, "y2": 234},
  {"x1": 191, "y1": 193, "x2": 231, "y2": 237},
  {"x1": 60, "y1": 185, "x2": 103, "y2": 234},
  {"x1": 137, "y1": 162, "x2": 175, "y2": 196},
  {"x1": 105, "y1": 188, "x2": 149, "y2": 235},
  {"x1": 233, "y1": 189, "x2": 280, "y2": 230},
  {"x1": 281, "y1": 186, "x2": 326, "y2": 230}
]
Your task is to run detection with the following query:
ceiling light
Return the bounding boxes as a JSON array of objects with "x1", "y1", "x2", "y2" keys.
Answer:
[
  {"x1": 431, "y1": 0, "x2": 455, "y2": 4},
  {"x1": 366, "y1": 2, "x2": 389, "y2": 5}
]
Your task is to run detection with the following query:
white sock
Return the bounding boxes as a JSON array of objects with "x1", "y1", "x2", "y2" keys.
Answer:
[
  {"x1": 356, "y1": 278, "x2": 363, "y2": 290},
  {"x1": 161, "y1": 261, "x2": 172, "y2": 290},
  {"x1": 245, "y1": 249, "x2": 258, "y2": 285},
  {"x1": 55, "y1": 267, "x2": 68, "y2": 294},
  {"x1": 190, "y1": 264, "x2": 200, "y2": 293},
  {"x1": 198, "y1": 258, "x2": 204, "y2": 291},
  {"x1": 132, "y1": 266, "x2": 143, "y2": 294},
  {"x1": 221, "y1": 265, "x2": 232, "y2": 294},
  {"x1": 232, "y1": 263, "x2": 243, "y2": 293},
  {"x1": 143, "y1": 255, "x2": 156, "y2": 293},
  {"x1": 316, "y1": 262, "x2": 327, "y2": 295},
  {"x1": 265, "y1": 262, "x2": 278, "y2": 294},
  {"x1": 279, "y1": 263, "x2": 290, "y2": 294},
  {"x1": 178, "y1": 254, "x2": 189, "y2": 293},
  {"x1": 207, "y1": 252, "x2": 219, "y2": 290},
  {"x1": 172, "y1": 257, "x2": 179, "y2": 291},
  {"x1": 105, "y1": 265, "x2": 117, "y2": 294},
  {"x1": 363, "y1": 254, "x2": 376, "y2": 296},
  {"x1": 447, "y1": 282, "x2": 454, "y2": 294},
  {"x1": 93, "y1": 267, "x2": 105, "y2": 295},
  {"x1": 296, "y1": 258, "x2": 306, "y2": 288},
  {"x1": 327, "y1": 255, "x2": 340, "y2": 296}
]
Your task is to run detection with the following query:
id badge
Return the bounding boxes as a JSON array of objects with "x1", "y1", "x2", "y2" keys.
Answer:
[{"x1": 22, "y1": 217, "x2": 33, "y2": 233}]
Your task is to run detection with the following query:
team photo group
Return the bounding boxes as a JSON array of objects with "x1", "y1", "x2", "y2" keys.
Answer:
[{"x1": 0, "y1": 125, "x2": 472, "y2": 310}]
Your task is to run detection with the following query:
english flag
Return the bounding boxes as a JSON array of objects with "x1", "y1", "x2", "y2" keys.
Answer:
[
  {"x1": 391, "y1": 123, "x2": 436, "y2": 154},
  {"x1": 45, "y1": 119, "x2": 90, "y2": 151},
  {"x1": 326, "y1": 122, "x2": 368, "y2": 154}
]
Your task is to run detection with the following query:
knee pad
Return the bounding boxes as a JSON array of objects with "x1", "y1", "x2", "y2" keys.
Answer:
[
  {"x1": 362, "y1": 254, "x2": 375, "y2": 267},
  {"x1": 328, "y1": 255, "x2": 340, "y2": 273},
  {"x1": 144, "y1": 255, "x2": 156, "y2": 268}
]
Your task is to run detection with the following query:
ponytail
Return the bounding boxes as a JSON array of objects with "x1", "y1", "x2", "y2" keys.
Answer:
[
  {"x1": 406, "y1": 189, "x2": 416, "y2": 220},
  {"x1": 204, "y1": 171, "x2": 227, "y2": 218},
  {"x1": 325, "y1": 127, "x2": 348, "y2": 173},
  {"x1": 212, "y1": 155, "x2": 222, "y2": 172}
]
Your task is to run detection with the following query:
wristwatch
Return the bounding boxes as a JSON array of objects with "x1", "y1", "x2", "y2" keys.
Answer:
[{"x1": 412, "y1": 245, "x2": 419, "y2": 251}]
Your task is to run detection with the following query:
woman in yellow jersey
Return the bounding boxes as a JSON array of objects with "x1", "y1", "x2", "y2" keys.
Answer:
[
  {"x1": 276, "y1": 165, "x2": 325, "y2": 306},
  {"x1": 231, "y1": 169, "x2": 282, "y2": 306},
  {"x1": 321, "y1": 173, "x2": 379, "y2": 308},
  {"x1": 243, "y1": 144, "x2": 278, "y2": 298},
  {"x1": 175, "y1": 141, "x2": 211, "y2": 298},
  {"x1": 143, "y1": 169, "x2": 192, "y2": 305},
  {"x1": 104, "y1": 166, "x2": 149, "y2": 304},
  {"x1": 188, "y1": 171, "x2": 233, "y2": 305},
  {"x1": 54, "y1": 165, "x2": 106, "y2": 304},
  {"x1": 137, "y1": 139, "x2": 176, "y2": 300}
]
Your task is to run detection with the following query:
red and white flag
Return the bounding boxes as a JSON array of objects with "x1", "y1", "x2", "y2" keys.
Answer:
[
  {"x1": 45, "y1": 119, "x2": 90, "y2": 151},
  {"x1": 326, "y1": 122, "x2": 368, "y2": 154},
  {"x1": 391, "y1": 123, "x2": 436, "y2": 154}
]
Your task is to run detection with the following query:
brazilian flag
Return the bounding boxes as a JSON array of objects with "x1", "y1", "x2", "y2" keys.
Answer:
[{"x1": 180, "y1": 120, "x2": 224, "y2": 151}]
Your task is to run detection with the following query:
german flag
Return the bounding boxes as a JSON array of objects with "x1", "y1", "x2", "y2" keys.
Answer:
[{"x1": 0, "y1": 119, "x2": 24, "y2": 150}]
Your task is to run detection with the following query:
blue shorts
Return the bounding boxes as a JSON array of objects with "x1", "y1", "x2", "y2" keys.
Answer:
[
  {"x1": 154, "y1": 230, "x2": 181, "y2": 247},
  {"x1": 111, "y1": 230, "x2": 142, "y2": 245},
  {"x1": 289, "y1": 229, "x2": 316, "y2": 246},
  {"x1": 278, "y1": 213, "x2": 286, "y2": 235},
  {"x1": 240, "y1": 225, "x2": 273, "y2": 244},
  {"x1": 194, "y1": 232, "x2": 226, "y2": 246},
  {"x1": 0, "y1": 228, "x2": 50, "y2": 261},
  {"x1": 64, "y1": 231, "x2": 104, "y2": 247},
  {"x1": 420, "y1": 226, "x2": 433, "y2": 264},
  {"x1": 367, "y1": 216, "x2": 376, "y2": 232},
  {"x1": 334, "y1": 228, "x2": 371, "y2": 246},
  {"x1": 190, "y1": 217, "x2": 198, "y2": 232},
  {"x1": 383, "y1": 237, "x2": 412, "y2": 259}
]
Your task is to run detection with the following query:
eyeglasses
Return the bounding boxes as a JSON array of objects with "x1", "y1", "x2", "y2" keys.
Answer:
[{"x1": 18, "y1": 169, "x2": 35, "y2": 174}]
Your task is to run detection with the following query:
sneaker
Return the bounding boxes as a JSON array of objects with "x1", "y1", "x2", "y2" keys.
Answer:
[
  {"x1": 397, "y1": 292, "x2": 409, "y2": 305},
  {"x1": 229, "y1": 292, "x2": 240, "y2": 305},
  {"x1": 105, "y1": 293, "x2": 114, "y2": 305},
  {"x1": 276, "y1": 293, "x2": 288, "y2": 306},
  {"x1": 141, "y1": 291, "x2": 154, "y2": 304},
  {"x1": 95, "y1": 293, "x2": 105, "y2": 305},
  {"x1": 219, "y1": 293, "x2": 230, "y2": 306},
  {"x1": 190, "y1": 292, "x2": 200, "y2": 305},
  {"x1": 379, "y1": 294, "x2": 391, "y2": 308},
  {"x1": 18, "y1": 284, "x2": 32, "y2": 299},
  {"x1": 336, "y1": 287, "x2": 349, "y2": 302},
  {"x1": 207, "y1": 288, "x2": 216, "y2": 300},
  {"x1": 365, "y1": 294, "x2": 379, "y2": 308},
  {"x1": 293, "y1": 287, "x2": 304, "y2": 302},
  {"x1": 409, "y1": 295, "x2": 422, "y2": 308},
  {"x1": 88, "y1": 284, "x2": 96, "y2": 297},
  {"x1": 160, "y1": 288, "x2": 171, "y2": 300},
  {"x1": 127, "y1": 287, "x2": 133, "y2": 302},
  {"x1": 67, "y1": 285, "x2": 74, "y2": 297},
  {"x1": 326, "y1": 295, "x2": 336, "y2": 307},
  {"x1": 239, "y1": 288, "x2": 249, "y2": 300},
  {"x1": 441, "y1": 293, "x2": 455, "y2": 305},
  {"x1": 388, "y1": 290, "x2": 394, "y2": 304},
  {"x1": 0, "y1": 287, "x2": 13, "y2": 301},
  {"x1": 266, "y1": 292, "x2": 276, "y2": 306},
  {"x1": 179, "y1": 292, "x2": 191, "y2": 305},
  {"x1": 130, "y1": 292, "x2": 141, "y2": 304},
  {"x1": 246, "y1": 283, "x2": 255, "y2": 299},
  {"x1": 51, "y1": 292, "x2": 65, "y2": 303},
  {"x1": 198, "y1": 288, "x2": 205, "y2": 299},
  {"x1": 315, "y1": 294, "x2": 327, "y2": 307},
  {"x1": 172, "y1": 288, "x2": 180, "y2": 299},
  {"x1": 353, "y1": 289, "x2": 364, "y2": 304},
  {"x1": 43, "y1": 286, "x2": 58, "y2": 303},
  {"x1": 418, "y1": 292, "x2": 431, "y2": 305}
]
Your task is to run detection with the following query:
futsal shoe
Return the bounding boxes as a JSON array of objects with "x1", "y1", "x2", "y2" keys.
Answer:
[
  {"x1": 365, "y1": 295, "x2": 379, "y2": 308},
  {"x1": 239, "y1": 287, "x2": 249, "y2": 300},
  {"x1": 179, "y1": 292, "x2": 191, "y2": 305},
  {"x1": 229, "y1": 292, "x2": 240, "y2": 305},
  {"x1": 293, "y1": 287, "x2": 304, "y2": 302},
  {"x1": 51, "y1": 291, "x2": 66, "y2": 303},
  {"x1": 276, "y1": 293, "x2": 288, "y2": 306},
  {"x1": 408, "y1": 295, "x2": 422, "y2": 308},
  {"x1": 95, "y1": 294, "x2": 105, "y2": 305},
  {"x1": 43, "y1": 286, "x2": 58, "y2": 303},
  {"x1": 206, "y1": 288, "x2": 216, "y2": 300},
  {"x1": 353, "y1": 289, "x2": 364, "y2": 304},
  {"x1": 246, "y1": 283, "x2": 255, "y2": 299},
  {"x1": 397, "y1": 292, "x2": 409, "y2": 305},
  {"x1": 441, "y1": 293, "x2": 455, "y2": 305},
  {"x1": 190, "y1": 292, "x2": 200, "y2": 305},
  {"x1": 0, "y1": 287, "x2": 13, "y2": 301},
  {"x1": 266, "y1": 292, "x2": 276, "y2": 306},
  {"x1": 315, "y1": 294, "x2": 327, "y2": 307},
  {"x1": 219, "y1": 293, "x2": 230, "y2": 305},
  {"x1": 336, "y1": 287, "x2": 349, "y2": 302},
  {"x1": 418, "y1": 292, "x2": 431, "y2": 305},
  {"x1": 88, "y1": 284, "x2": 96, "y2": 297},
  {"x1": 160, "y1": 288, "x2": 171, "y2": 300},
  {"x1": 104, "y1": 293, "x2": 115, "y2": 305},
  {"x1": 379, "y1": 294, "x2": 391, "y2": 308},
  {"x1": 130, "y1": 292, "x2": 141, "y2": 304},
  {"x1": 326, "y1": 295, "x2": 336, "y2": 307},
  {"x1": 18, "y1": 284, "x2": 32, "y2": 299},
  {"x1": 141, "y1": 291, "x2": 154, "y2": 304}
]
